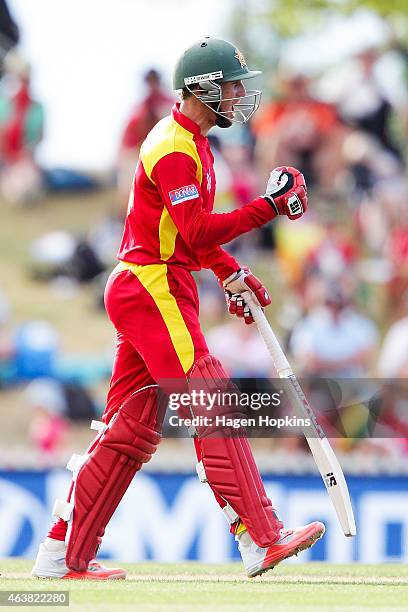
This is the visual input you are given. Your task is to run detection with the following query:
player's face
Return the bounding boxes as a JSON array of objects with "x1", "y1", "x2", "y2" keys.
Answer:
[{"x1": 220, "y1": 80, "x2": 246, "y2": 118}]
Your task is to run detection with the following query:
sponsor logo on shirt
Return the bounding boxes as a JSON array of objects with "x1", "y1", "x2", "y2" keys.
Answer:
[{"x1": 169, "y1": 184, "x2": 199, "y2": 205}]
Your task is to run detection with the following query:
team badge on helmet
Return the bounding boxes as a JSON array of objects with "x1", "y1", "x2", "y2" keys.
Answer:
[{"x1": 234, "y1": 48, "x2": 247, "y2": 69}]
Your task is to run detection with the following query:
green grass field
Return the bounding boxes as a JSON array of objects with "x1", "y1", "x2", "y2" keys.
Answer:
[{"x1": 1, "y1": 560, "x2": 407, "y2": 611}]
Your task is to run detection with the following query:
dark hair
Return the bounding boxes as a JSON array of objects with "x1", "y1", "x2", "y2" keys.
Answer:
[{"x1": 144, "y1": 69, "x2": 161, "y2": 83}]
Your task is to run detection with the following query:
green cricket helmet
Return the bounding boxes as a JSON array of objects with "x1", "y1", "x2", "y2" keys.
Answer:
[{"x1": 173, "y1": 37, "x2": 262, "y2": 125}]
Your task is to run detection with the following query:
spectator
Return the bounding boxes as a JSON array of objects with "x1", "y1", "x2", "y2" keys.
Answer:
[
  {"x1": 0, "y1": 0, "x2": 19, "y2": 76},
  {"x1": 207, "y1": 317, "x2": 275, "y2": 378},
  {"x1": 371, "y1": 306, "x2": 408, "y2": 451},
  {"x1": 0, "y1": 51, "x2": 44, "y2": 203},
  {"x1": 14, "y1": 320, "x2": 59, "y2": 380},
  {"x1": 304, "y1": 219, "x2": 359, "y2": 281},
  {"x1": 318, "y1": 47, "x2": 408, "y2": 163},
  {"x1": 378, "y1": 303, "x2": 408, "y2": 379},
  {"x1": 385, "y1": 215, "x2": 408, "y2": 307},
  {"x1": 117, "y1": 68, "x2": 173, "y2": 211},
  {"x1": 25, "y1": 377, "x2": 70, "y2": 463},
  {"x1": 290, "y1": 282, "x2": 378, "y2": 377},
  {"x1": 253, "y1": 70, "x2": 346, "y2": 191}
]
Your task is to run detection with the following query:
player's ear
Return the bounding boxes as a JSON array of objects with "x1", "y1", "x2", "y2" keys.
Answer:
[
  {"x1": 181, "y1": 87, "x2": 192, "y2": 100},
  {"x1": 181, "y1": 84, "x2": 200, "y2": 100}
]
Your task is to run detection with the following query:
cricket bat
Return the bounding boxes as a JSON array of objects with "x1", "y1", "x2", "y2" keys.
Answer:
[{"x1": 245, "y1": 294, "x2": 356, "y2": 537}]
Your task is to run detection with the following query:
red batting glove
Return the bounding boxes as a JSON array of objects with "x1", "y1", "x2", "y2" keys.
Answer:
[
  {"x1": 263, "y1": 166, "x2": 308, "y2": 220},
  {"x1": 226, "y1": 294, "x2": 255, "y2": 325},
  {"x1": 223, "y1": 268, "x2": 271, "y2": 324}
]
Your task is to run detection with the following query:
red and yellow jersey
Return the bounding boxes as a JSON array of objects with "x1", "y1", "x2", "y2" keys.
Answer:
[{"x1": 118, "y1": 104, "x2": 276, "y2": 281}]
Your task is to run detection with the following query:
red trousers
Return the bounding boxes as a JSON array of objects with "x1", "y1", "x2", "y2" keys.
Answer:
[{"x1": 103, "y1": 262, "x2": 209, "y2": 423}]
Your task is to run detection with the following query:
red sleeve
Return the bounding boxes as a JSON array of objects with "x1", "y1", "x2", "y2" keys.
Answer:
[
  {"x1": 151, "y1": 151, "x2": 276, "y2": 253},
  {"x1": 197, "y1": 245, "x2": 240, "y2": 282}
]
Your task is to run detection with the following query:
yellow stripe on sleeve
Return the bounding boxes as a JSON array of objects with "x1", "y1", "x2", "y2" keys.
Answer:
[
  {"x1": 140, "y1": 116, "x2": 203, "y2": 184},
  {"x1": 158, "y1": 207, "x2": 178, "y2": 261}
]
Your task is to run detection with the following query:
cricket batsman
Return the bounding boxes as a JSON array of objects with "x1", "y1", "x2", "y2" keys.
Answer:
[{"x1": 32, "y1": 37, "x2": 324, "y2": 580}]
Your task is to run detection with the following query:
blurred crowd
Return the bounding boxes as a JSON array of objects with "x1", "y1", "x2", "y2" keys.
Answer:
[
  {"x1": 202, "y1": 43, "x2": 408, "y2": 465},
  {"x1": 0, "y1": 1, "x2": 44, "y2": 204},
  {"x1": 1, "y1": 5, "x2": 408, "y2": 470}
]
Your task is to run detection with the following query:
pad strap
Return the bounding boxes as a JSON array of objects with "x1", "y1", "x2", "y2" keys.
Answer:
[{"x1": 53, "y1": 499, "x2": 74, "y2": 522}]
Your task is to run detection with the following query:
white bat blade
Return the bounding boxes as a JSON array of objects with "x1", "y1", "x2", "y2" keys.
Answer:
[
  {"x1": 307, "y1": 437, "x2": 356, "y2": 536},
  {"x1": 247, "y1": 296, "x2": 356, "y2": 537}
]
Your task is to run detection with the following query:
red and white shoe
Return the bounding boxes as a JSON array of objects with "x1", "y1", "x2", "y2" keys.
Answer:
[
  {"x1": 31, "y1": 540, "x2": 126, "y2": 580},
  {"x1": 237, "y1": 521, "x2": 325, "y2": 578},
  {"x1": 63, "y1": 560, "x2": 126, "y2": 580}
]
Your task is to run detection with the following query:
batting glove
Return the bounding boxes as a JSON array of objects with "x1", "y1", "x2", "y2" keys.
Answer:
[
  {"x1": 263, "y1": 166, "x2": 308, "y2": 220},
  {"x1": 223, "y1": 268, "x2": 271, "y2": 325}
]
